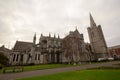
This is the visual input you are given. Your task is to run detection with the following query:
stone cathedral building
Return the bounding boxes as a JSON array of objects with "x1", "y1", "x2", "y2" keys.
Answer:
[{"x1": 9, "y1": 14, "x2": 108, "y2": 65}]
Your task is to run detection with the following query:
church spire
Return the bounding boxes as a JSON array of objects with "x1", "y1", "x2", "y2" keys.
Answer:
[
  {"x1": 90, "y1": 13, "x2": 96, "y2": 27},
  {"x1": 33, "y1": 32, "x2": 36, "y2": 44}
]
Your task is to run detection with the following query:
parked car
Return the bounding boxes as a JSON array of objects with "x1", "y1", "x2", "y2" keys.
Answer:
[
  {"x1": 97, "y1": 58, "x2": 107, "y2": 61},
  {"x1": 107, "y1": 57, "x2": 114, "y2": 61}
]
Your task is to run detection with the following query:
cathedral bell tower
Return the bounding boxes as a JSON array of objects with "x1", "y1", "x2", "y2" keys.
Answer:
[{"x1": 87, "y1": 13, "x2": 108, "y2": 59}]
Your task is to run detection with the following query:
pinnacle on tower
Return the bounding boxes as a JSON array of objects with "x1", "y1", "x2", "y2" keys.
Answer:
[
  {"x1": 75, "y1": 26, "x2": 78, "y2": 31},
  {"x1": 90, "y1": 13, "x2": 96, "y2": 27},
  {"x1": 49, "y1": 33, "x2": 51, "y2": 37},
  {"x1": 41, "y1": 33, "x2": 43, "y2": 37},
  {"x1": 75, "y1": 26, "x2": 77, "y2": 30},
  {"x1": 58, "y1": 34, "x2": 60, "y2": 39},
  {"x1": 54, "y1": 34, "x2": 56, "y2": 38},
  {"x1": 74, "y1": 26, "x2": 80, "y2": 34},
  {"x1": 33, "y1": 32, "x2": 36, "y2": 44}
]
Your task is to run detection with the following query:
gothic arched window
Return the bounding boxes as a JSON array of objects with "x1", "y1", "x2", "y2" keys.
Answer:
[{"x1": 92, "y1": 32, "x2": 94, "y2": 37}]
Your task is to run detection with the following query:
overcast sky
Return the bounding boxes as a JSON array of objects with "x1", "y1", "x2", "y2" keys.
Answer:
[{"x1": 0, "y1": 0, "x2": 120, "y2": 48}]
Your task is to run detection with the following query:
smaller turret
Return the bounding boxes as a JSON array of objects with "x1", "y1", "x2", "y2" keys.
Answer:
[
  {"x1": 58, "y1": 34, "x2": 60, "y2": 39},
  {"x1": 54, "y1": 34, "x2": 56, "y2": 38},
  {"x1": 41, "y1": 33, "x2": 43, "y2": 37},
  {"x1": 49, "y1": 33, "x2": 51, "y2": 37},
  {"x1": 33, "y1": 33, "x2": 36, "y2": 45}
]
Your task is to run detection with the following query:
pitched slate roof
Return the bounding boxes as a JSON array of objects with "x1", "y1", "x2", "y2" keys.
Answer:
[
  {"x1": 13, "y1": 41, "x2": 33, "y2": 51},
  {"x1": 0, "y1": 45, "x2": 10, "y2": 52},
  {"x1": 0, "y1": 45, "x2": 11, "y2": 57}
]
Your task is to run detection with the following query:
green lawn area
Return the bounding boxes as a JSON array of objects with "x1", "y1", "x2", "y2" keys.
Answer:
[
  {"x1": 0, "y1": 69, "x2": 2, "y2": 73},
  {"x1": 0, "y1": 64, "x2": 72, "y2": 73},
  {"x1": 23, "y1": 64, "x2": 72, "y2": 71},
  {"x1": 16, "y1": 70, "x2": 120, "y2": 80}
]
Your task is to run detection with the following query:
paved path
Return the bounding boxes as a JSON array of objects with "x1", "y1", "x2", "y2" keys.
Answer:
[{"x1": 0, "y1": 61, "x2": 120, "y2": 80}]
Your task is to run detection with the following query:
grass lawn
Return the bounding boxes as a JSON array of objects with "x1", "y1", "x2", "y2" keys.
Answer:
[
  {"x1": 23, "y1": 64, "x2": 72, "y2": 71},
  {"x1": 0, "y1": 64, "x2": 72, "y2": 73},
  {"x1": 0, "y1": 69, "x2": 2, "y2": 73},
  {"x1": 16, "y1": 70, "x2": 120, "y2": 80}
]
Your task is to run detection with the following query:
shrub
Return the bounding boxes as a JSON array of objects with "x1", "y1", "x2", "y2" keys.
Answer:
[{"x1": 0, "y1": 52, "x2": 9, "y2": 67}]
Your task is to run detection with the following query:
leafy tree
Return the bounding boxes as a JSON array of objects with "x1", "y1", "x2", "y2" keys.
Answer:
[{"x1": 0, "y1": 52, "x2": 9, "y2": 66}]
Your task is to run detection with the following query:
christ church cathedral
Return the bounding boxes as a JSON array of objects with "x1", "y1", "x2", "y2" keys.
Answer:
[{"x1": 9, "y1": 14, "x2": 108, "y2": 65}]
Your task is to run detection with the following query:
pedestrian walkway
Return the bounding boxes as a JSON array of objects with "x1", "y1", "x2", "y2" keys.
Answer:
[{"x1": 0, "y1": 61, "x2": 120, "y2": 80}]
